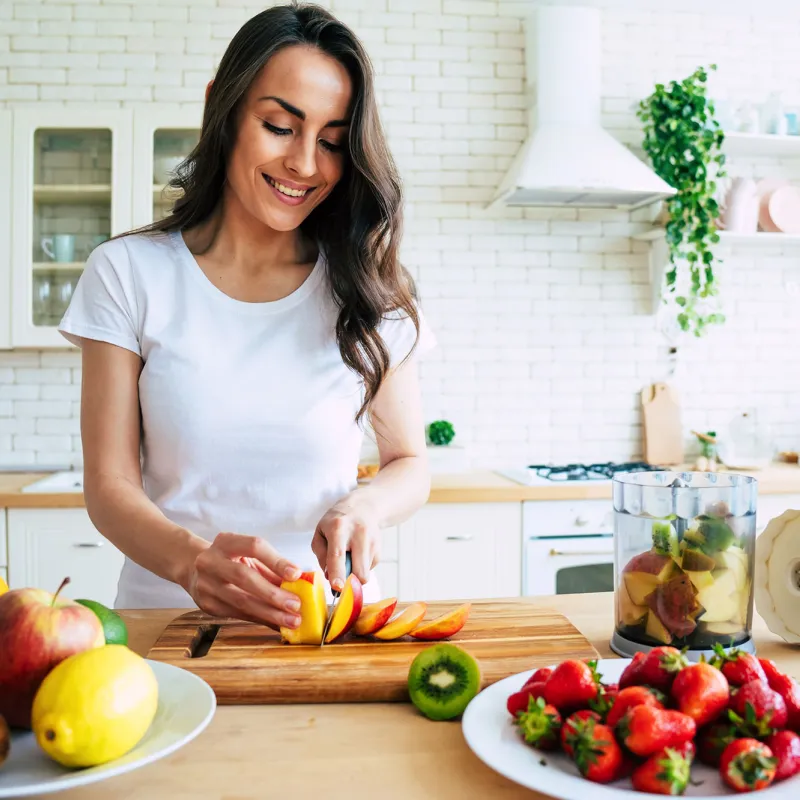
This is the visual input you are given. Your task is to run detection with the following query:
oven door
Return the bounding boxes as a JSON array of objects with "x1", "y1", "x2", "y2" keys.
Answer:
[{"x1": 524, "y1": 534, "x2": 615, "y2": 596}]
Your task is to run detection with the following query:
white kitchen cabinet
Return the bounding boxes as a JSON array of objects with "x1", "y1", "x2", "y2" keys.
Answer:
[
  {"x1": 0, "y1": 509, "x2": 7, "y2": 569},
  {"x1": 7, "y1": 508, "x2": 124, "y2": 607},
  {"x1": 0, "y1": 111, "x2": 12, "y2": 349},
  {"x1": 398, "y1": 503, "x2": 522, "y2": 602},
  {"x1": 10, "y1": 109, "x2": 133, "y2": 348}
]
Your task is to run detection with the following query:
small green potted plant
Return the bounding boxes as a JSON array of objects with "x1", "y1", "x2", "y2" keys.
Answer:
[
  {"x1": 426, "y1": 420, "x2": 455, "y2": 447},
  {"x1": 425, "y1": 420, "x2": 466, "y2": 472}
]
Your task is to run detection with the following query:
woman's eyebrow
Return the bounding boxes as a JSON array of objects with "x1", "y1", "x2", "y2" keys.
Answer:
[{"x1": 258, "y1": 95, "x2": 349, "y2": 128}]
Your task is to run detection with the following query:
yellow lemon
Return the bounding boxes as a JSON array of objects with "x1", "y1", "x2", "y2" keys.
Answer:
[
  {"x1": 31, "y1": 644, "x2": 158, "y2": 768},
  {"x1": 0, "y1": 575, "x2": 7, "y2": 595}
]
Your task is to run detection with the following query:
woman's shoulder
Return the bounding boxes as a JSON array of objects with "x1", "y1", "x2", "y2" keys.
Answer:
[{"x1": 84, "y1": 230, "x2": 180, "y2": 284}]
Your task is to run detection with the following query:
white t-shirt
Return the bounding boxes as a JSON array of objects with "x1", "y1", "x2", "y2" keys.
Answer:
[{"x1": 58, "y1": 230, "x2": 436, "y2": 609}]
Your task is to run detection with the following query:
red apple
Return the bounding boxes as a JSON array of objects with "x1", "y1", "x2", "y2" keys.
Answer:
[
  {"x1": 0, "y1": 577, "x2": 105, "y2": 728},
  {"x1": 324, "y1": 574, "x2": 364, "y2": 643}
]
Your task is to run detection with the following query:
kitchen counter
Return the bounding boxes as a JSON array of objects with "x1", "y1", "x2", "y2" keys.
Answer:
[
  {"x1": 24, "y1": 593, "x2": 800, "y2": 800},
  {"x1": 3, "y1": 463, "x2": 800, "y2": 507}
]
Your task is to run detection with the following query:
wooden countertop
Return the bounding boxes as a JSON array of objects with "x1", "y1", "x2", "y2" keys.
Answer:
[
  {"x1": 25, "y1": 593, "x2": 800, "y2": 800},
  {"x1": 3, "y1": 463, "x2": 800, "y2": 507}
]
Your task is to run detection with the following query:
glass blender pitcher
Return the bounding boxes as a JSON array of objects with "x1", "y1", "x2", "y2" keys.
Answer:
[{"x1": 611, "y1": 471, "x2": 757, "y2": 660}]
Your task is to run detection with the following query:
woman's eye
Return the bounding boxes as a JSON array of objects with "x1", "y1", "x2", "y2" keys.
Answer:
[
  {"x1": 320, "y1": 140, "x2": 343, "y2": 153},
  {"x1": 262, "y1": 121, "x2": 291, "y2": 136}
]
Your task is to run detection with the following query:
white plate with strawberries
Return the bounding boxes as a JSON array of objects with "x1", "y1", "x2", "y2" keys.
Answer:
[{"x1": 462, "y1": 653, "x2": 800, "y2": 798}]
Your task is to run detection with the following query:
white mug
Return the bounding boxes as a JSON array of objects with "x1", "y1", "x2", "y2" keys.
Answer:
[{"x1": 41, "y1": 234, "x2": 76, "y2": 263}]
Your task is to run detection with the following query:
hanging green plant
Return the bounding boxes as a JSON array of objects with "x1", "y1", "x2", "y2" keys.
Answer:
[{"x1": 637, "y1": 64, "x2": 726, "y2": 337}]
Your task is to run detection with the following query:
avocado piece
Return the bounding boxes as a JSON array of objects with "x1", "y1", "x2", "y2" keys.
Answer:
[{"x1": 681, "y1": 548, "x2": 716, "y2": 572}]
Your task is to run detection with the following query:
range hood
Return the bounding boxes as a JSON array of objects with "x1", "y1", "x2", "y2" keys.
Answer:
[{"x1": 489, "y1": 5, "x2": 676, "y2": 210}]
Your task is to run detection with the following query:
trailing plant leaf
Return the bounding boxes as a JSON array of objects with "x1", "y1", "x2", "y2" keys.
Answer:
[{"x1": 637, "y1": 65, "x2": 726, "y2": 337}]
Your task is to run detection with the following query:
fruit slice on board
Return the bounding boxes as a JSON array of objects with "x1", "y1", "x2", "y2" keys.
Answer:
[
  {"x1": 410, "y1": 603, "x2": 471, "y2": 640},
  {"x1": 353, "y1": 598, "x2": 398, "y2": 636},
  {"x1": 372, "y1": 602, "x2": 427, "y2": 640},
  {"x1": 407, "y1": 642, "x2": 481, "y2": 721},
  {"x1": 280, "y1": 571, "x2": 327, "y2": 645},
  {"x1": 324, "y1": 574, "x2": 364, "y2": 643}
]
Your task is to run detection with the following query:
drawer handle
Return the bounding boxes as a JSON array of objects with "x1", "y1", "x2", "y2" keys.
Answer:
[
  {"x1": 74, "y1": 542, "x2": 103, "y2": 548},
  {"x1": 549, "y1": 548, "x2": 613, "y2": 557},
  {"x1": 446, "y1": 534, "x2": 474, "y2": 541}
]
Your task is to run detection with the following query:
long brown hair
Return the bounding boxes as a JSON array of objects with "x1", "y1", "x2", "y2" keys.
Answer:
[{"x1": 132, "y1": 2, "x2": 419, "y2": 425}]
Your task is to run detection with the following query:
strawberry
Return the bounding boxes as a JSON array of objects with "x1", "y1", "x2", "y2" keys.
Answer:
[
  {"x1": 766, "y1": 672, "x2": 800, "y2": 732},
  {"x1": 615, "y1": 704, "x2": 696, "y2": 758},
  {"x1": 565, "y1": 718, "x2": 624, "y2": 784},
  {"x1": 765, "y1": 730, "x2": 800, "y2": 782},
  {"x1": 639, "y1": 646, "x2": 690, "y2": 693},
  {"x1": 543, "y1": 659, "x2": 600, "y2": 713},
  {"x1": 729, "y1": 679, "x2": 788, "y2": 736},
  {"x1": 720, "y1": 738, "x2": 777, "y2": 792},
  {"x1": 561, "y1": 710, "x2": 601, "y2": 757},
  {"x1": 631, "y1": 741, "x2": 695, "y2": 796},
  {"x1": 589, "y1": 682, "x2": 618, "y2": 720},
  {"x1": 522, "y1": 667, "x2": 553, "y2": 689},
  {"x1": 712, "y1": 644, "x2": 768, "y2": 687},
  {"x1": 696, "y1": 721, "x2": 739, "y2": 767},
  {"x1": 606, "y1": 685, "x2": 666, "y2": 728},
  {"x1": 759, "y1": 658, "x2": 786, "y2": 688},
  {"x1": 619, "y1": 651, "x2": 647, "y2": 690},
  {"x1": 671, "y1": 662, "x2": 730, "y2": 727},
  {"x1": 514, "y1": 696, "x2": 562, "y2": 751},
  {"x1": 507, "y1": 682, "x2": 547, "y2": 718}
]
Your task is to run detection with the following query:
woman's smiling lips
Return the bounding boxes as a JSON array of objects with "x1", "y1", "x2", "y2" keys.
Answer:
[{"x1": 263, "y1": 173, "x2": 316, "y2": 206}]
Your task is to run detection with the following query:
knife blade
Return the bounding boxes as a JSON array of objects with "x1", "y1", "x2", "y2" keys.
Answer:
[{"x1": 320, "y1": 551, "x2": 352, "y2": 647}]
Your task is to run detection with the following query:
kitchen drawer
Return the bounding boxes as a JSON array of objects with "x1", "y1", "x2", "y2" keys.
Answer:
[
  {"x1": 7, "y1": 509, "x2": 124, "y2": 607},
  {"x1": 524, "y1": 499, "x2": 614, "y2": 537},
  {"x1": 375, "y1": 561, "x2": 398, "y2": 599}
]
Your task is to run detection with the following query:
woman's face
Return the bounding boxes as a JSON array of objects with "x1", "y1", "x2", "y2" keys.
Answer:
[{"x1": 226, "y1": 44, "x2": 353, "y2": 233}]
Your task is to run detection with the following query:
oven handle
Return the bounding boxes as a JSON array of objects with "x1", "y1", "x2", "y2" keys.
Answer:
[{"x1": 548, "y1": 548, "x2": 614, "y2": 557}]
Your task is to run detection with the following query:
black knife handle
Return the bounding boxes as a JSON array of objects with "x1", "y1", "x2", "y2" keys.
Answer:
[{"x1": 332, "y1": 551, "x2": 352, "y2": 598}]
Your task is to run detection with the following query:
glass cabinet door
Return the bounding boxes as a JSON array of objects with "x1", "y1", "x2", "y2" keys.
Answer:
[
  {"x1": 152, "y1": 128, "x2": 200, "y2": 222},
  {"x1": 0, "y1": 111, "x2": 12, "y2": 349},
  {"x1": 12, "y1": 110, "x2": 132, "y2": 348}
]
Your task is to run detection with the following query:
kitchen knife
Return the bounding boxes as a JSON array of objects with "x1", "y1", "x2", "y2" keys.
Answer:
[{"x1": 320, "y1": 551, "x2": 352, "y2": 647}]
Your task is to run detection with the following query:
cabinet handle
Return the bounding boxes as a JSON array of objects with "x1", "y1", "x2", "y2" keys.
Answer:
[
  {"x1": 74, "y1": 542, "x2": 103, "y2": 548},
  {"x1": 446, "y1": 534, "x2": 474, "y2": 541},
  {"x1": 548, "y1": 548, "x2": 613, "y2": 557}
]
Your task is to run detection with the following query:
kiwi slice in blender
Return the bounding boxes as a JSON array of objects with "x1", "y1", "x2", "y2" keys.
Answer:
[{"x1": 407, "y1": 643, "x2": 481, "y2": 721}]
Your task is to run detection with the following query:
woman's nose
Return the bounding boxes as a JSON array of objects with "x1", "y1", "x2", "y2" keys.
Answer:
[{"x1": 285, "y1": 135, "x2": 317, "y2": 179}]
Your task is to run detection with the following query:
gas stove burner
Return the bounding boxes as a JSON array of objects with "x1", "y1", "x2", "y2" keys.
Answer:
[{"x1": 525, "y1": 461, "x2": 665, "y2": 482}]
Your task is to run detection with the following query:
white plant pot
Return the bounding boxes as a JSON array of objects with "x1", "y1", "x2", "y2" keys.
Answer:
[{"x1": 426, "y1": 444, "x2": 468, "y2": 473}]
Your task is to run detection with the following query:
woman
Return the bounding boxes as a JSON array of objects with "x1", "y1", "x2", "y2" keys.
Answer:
[{"x1": 58, "y1": 2, "x2": 435, "y2": 632}]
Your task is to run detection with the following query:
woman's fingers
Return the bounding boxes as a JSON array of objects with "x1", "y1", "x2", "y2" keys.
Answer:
[
  {"x1": 214, "y1": 532, "x2": 300, "y2": 582},
  {"x1": 212, "y1": 553, "x2": 301, "y2": 613}
]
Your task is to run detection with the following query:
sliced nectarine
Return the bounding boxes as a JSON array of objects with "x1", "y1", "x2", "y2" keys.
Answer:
[
  {"x1": 279, "y1": 571, "x2": 327, "y2": 645},
  {"x1": 372, "y1": 602, "x2": 427, "y2": 641},
  {"x1": 353, "y1": 598, "x2": 398, "y2": 636},
  {"x1": 409, "y1": 603, "x2": 471, "y2": 640},
  {"x1": 324, "y1": 574, "x2": 364, "y2": 643}
]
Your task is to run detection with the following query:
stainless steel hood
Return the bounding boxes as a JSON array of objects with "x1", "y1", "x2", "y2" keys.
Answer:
[{"x1": 489, "y1": 5, "x2": 676, "y2": 210}]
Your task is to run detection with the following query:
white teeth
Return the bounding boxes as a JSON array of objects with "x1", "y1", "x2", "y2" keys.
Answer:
[{"x1": 266, "y1": 176, "x2": 309, "y2": 198}]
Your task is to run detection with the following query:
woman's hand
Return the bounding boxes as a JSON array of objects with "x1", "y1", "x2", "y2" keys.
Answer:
[
  {"x1": 185, "y1": 532, "x2": 304, "y2": 629},
  {"x1": 312, "y1": 494, "x2": 380, "y2": 590}
]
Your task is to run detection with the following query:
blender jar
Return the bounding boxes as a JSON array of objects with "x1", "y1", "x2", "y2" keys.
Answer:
[{"x1": 611, "y1": 471, "x2": 757, "y2": 659}]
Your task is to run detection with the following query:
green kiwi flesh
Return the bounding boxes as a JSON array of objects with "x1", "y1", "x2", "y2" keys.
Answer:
[{"x1": 407, "y1": 643, "x2": 481, "y2": 721}]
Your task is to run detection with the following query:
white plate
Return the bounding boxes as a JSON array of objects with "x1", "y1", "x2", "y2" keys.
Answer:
[
  {"x1": 0, "y1": 659, "x2": 216, "y2": 798},
  {"x1": 462, "y1": 658, "x2": 800, "y2": 799}
]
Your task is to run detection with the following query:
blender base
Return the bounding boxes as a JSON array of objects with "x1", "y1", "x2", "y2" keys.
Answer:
[{"x1": 610, "y1": 630, "x2": 755, "y2": 662}]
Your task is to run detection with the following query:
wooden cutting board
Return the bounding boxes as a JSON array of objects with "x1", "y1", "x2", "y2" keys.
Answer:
[
  {"x1": 641, "y1": 381, "x2": 684, "y2": 465},
  {"x1": 146, "y1": 600, "x2": 599, "y2": 705}
]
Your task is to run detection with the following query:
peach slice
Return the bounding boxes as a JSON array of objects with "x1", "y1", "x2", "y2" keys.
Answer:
[
  {"x1": 409, "y1": 602, "x2": 471, "y2": 640},
  {"x1": 353, "y1": 598, "x2": 398, "y2": 636},
  {"x1": 372, "y1": 602, "x2": 427, "y2": 641},
  {"x1": 324, "y1": 574, "x2": 364, "y2": 643},
  {"x1": 279, "y1": 571, "x2": 327, "y2": 645}
]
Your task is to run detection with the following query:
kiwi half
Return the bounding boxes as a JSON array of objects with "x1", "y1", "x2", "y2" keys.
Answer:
[{"x1": 407, "y1": 643, "x2": 481, "y2": 721}]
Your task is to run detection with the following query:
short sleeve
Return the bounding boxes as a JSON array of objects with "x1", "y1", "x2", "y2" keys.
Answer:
[
  {"x1": 379, "y1": 303, "x2": 437, "y2": 369},
  {"x1": 58, "y1": 238, "x2": 142, "y2": 356}
]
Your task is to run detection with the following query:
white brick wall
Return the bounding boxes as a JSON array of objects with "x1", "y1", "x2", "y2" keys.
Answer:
[{"x1": 2, "y1": 0, "x2": 800, "y2": 470}]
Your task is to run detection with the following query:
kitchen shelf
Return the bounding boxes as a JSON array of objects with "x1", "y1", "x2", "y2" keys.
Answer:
[
  {"x1": 153, "y1": 184, "x2": 183, "y2": 204},
  {"x1": 32, "y1": 262, "x2": 84, "y2": 272},
  {"x1": 33, "y1": 184, "x2": 111, "y2": 203},
  {"x1": 723, "y1": 131, "x2": 800, "y2": 158},
  {"x1": 634, "y1": 228, "x2": 800, "y2": 247}
]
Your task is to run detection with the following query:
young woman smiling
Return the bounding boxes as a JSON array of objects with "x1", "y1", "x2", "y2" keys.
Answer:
[{"x1": 58, "y1": 2, "x2": 436, "y2": 630}]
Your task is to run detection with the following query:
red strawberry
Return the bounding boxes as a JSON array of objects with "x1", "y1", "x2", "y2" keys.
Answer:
[
  {"x1": 712, "y1": 644, "x2": 768, "y2": 687},
  {"x1": 606, "y1": 685, "x2": 666, "y2": 728},
  {"x1": 589, "y1": 682, "x2": 618, "y2": 720},
  {"x1": 696, "y1": 721, "x2": 739, "y2": 767},
  {"x1": 507, "y1": 682, "x2": 547, "y2": 718},
  {"x1": 615, "y1": 704, "x2": 696, "y2": 758},
  {"x1": 767, "y1": 672, "x2": 800, "y2": 732},
  {"x1": 759, "y1": 658, "x2": 786, "y2": 688},
  {"x1": 561, "y1": 710, "x2": 601, "y2": 757},
  {"x1": 765, "y1": 730, "x2": 800, "y2": 782},
  {"x1": 631, "y1": 741, "x2": 695, "y2": 795},
  {"x1": 720, "y1": 738, "x2": 777, "y2": 792},
  {"x1": 671, "y1": 662, "x2": 730, "y2": 727},
  {"x1": 729, "y1": 679, "x2": 788, "y2": 736},
  {"x1": 639, "y1": 646, "x2": 690, "y2": 692},
  {"x1": 619, "y1": 651, "x2": 647, "y2": 689},
  {"x1": 514, "y1": 696, "x2": 562, "y2": 751},
  {"x1": 523, "y1": 667, "x2": 553, "y2": 689},
  {"x1": 543, "y1": 659, "x2": 600, "y2": 713},
  {"x1": 565, "y1": 718, "x2": 623, "y2": 784}
]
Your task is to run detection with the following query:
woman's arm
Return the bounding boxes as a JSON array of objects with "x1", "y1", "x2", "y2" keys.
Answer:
[
  {"x1": 312, "y1": 355, "x2": 431, "y2": 589},
  {"x1": 79, "y1": 338, "x2": 303, "y2": 627}
]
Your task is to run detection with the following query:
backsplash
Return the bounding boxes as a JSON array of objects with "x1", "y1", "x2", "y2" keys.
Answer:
[{"x1": 2, "y1": 1, "x2": 800, "y2": 470}]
